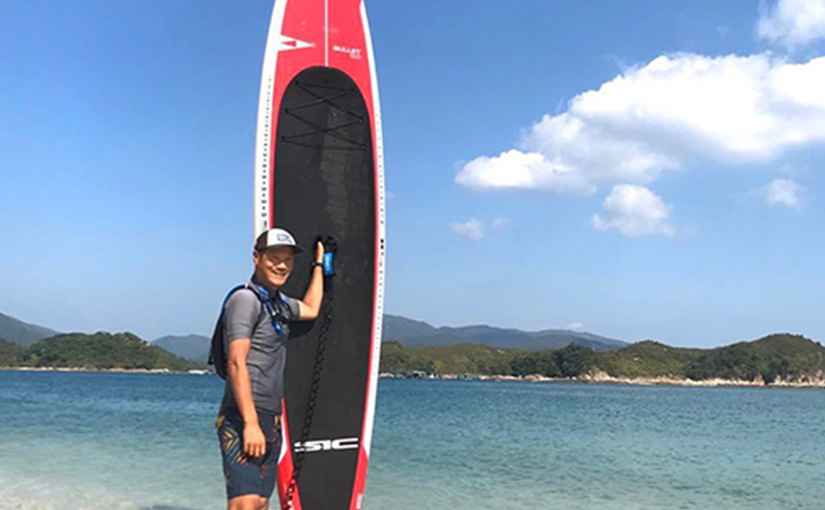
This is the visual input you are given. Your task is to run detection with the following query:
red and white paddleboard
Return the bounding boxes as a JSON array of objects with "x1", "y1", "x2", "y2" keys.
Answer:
[{"x1": 252, "y1": 1, "x2": 385, "y2": 510}]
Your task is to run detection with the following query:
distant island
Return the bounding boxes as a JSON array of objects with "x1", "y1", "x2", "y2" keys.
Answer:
[
  {"x1": 0, "y1": 332, "x2": 203, "y2": 372},
  {"x1": 1, "y1": 310, "x2": 628, "y2": 359},
  {"x1": 381, "y1": 334, "x2": 825, "y2": 387},
  {"x1": 1, "y1": 310, "x2": 824, "y2": 387},
  {"x1": 149, "y1": 314, "x2": 627, "y2": 362}
]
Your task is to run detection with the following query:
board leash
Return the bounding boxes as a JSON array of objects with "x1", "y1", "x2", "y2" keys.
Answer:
[{"x1": 282, "y1": 239, "x2": 336, "y2": 510}]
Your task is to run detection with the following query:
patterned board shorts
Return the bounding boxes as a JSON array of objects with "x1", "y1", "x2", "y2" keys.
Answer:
[{"x1": 216, "y1": 407, "x2": 283, "y2": 500}]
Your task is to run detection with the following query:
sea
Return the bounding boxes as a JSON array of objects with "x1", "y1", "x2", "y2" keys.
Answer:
[{"x1": 0, "y1": 371, "x2": 823, "y2": 510}]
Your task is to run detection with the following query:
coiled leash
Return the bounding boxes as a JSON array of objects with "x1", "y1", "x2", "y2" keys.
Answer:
[{"x1": 282, "y1": 236, "x2": 337, "y2": 510}]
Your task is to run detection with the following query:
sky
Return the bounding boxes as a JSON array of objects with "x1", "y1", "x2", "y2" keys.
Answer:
[{"x1": 2, "y1": 0, "x2": 825, "y2": 347}]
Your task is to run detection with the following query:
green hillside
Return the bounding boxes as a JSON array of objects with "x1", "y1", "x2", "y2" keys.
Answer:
[
  {"x1": 0, "y1": 337, "x2": 25, "y2": 366},
  {"x1": 684, "y1": 334, "x2": 825, "y2": 382},
  {"x1": 511, "y1": 344, "x2": 598, "y2": 377},
  {"x1": 596, "y1": 341, "x2": 704, "y2": 378},
  {"x1": 381, "y1": 342, "x2": 601, "y2": 378},
  {"x1": 23, "y1": 332, "x2": 204, "y2": 371},
  {"x1": 380, "y1": 341, "x2": 519, "y2": 375},
  {"x1": 380, "y1": 334, "x2": 825, "y2": 384}
]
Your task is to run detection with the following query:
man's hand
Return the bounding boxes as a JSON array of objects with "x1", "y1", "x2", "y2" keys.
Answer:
[
  {"x1": 244, "y1": 422, "x2": 266, "y2": 458},
  {"x1": 298, "y1": 240, "x2": 326, "y2": 320},
  {"x1": 315, "y1": 240, "x2": 324, "y2": 265}
]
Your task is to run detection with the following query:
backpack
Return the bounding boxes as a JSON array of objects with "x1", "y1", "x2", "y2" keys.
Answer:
[{"x1": 208, "y1": 282, "x2": 290, "y2": 379}]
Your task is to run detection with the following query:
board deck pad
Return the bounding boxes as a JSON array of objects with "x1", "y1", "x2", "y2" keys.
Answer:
[
  {"x1": 276, "y1": 67, "x2": 375, "y2": 510},
  {"x1": 252, "y1": 1, "x2": 386, "y2": 509}
]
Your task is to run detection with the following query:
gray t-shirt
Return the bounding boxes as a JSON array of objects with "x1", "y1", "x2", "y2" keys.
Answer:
[{"x1": 220, "y1": 286, "x2": 301, "y2": 414}]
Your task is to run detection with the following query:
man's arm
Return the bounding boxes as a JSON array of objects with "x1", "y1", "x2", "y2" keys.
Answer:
[
  {"x1": 298, "y1": 240, "x2": 325, "y2": 320},
  {"x1": 227, "y1": 339, "x2": 266, "y2": 458},
  {"x1": 223, "y1": 291, "x2": 266, "y2": 458}
]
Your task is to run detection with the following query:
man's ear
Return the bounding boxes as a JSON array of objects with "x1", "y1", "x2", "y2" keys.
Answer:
[{"x1": 253, "y1": 250, "x2": 261, "y2": 264}]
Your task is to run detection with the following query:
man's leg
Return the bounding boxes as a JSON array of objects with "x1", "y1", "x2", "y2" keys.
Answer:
[{"x1": 219, "y1": 411, "x2": 274, "y2": 510}]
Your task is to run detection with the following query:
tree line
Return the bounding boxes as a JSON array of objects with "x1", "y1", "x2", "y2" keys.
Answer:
[
  {"x1": 380, "y1": 334, "x2": 825, "y2": 384},
  {"x1": 0, "y1": 332, "x2": 202, "y2": 371}
]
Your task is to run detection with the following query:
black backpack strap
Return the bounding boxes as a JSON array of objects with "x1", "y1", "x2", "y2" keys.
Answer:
[
  {"x1": 244, "y1": 282, "x2": 288, "y2": 335},
  {"x1": 208, "y1": 284, "x2": 251, "y2": 379},
  {"x1": 209, "y1": 282, "x2": 290, "y2": 378}
]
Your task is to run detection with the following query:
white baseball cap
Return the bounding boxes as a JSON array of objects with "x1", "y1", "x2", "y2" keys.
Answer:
[{"x1": 255, "y1": 228, "x2": 304, "y2": 253}]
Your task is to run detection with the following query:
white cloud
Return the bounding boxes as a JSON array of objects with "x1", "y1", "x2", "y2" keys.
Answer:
[
  {"x1": 566, "y1": 321, "x2": 585, "y2": 330},
  {"x1": 450, "y1": 218, "x2": 485, "y2": 241},
  {"x1": 760, "y1": 178, "x2": 804, "y2": 211},
  {"x1": 456, "y1": 149, "x2": 593, "y2": 193},
  {"x1": 758, "y1": 0, "x2": 825, "y2": 47},
  {"x1": 456, "y1": 54, "x2": 825, "y2": 194},
  {"x1": 592, "y1": 185, "x2": 673, "y2": 237}
]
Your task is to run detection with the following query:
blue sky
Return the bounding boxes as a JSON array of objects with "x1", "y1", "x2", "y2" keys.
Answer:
[{"x1": 2, "y1": 0, "x2": 825, "y2": 347}]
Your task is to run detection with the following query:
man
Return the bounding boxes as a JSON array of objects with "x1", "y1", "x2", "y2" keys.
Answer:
[{"x1": 216, "y1": 227, "x2": 324, "y2": 510}]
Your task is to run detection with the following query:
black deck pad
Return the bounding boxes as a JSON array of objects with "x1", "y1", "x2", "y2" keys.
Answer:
[{"x1": 274, "y1": 66, "x2": 375, "y2": 510}]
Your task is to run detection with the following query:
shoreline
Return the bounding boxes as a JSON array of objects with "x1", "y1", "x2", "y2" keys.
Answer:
[
  {"x1": 380, "y1": 369, "x2": 825, "y2": 389},
  {"x1": 3, "y1": 367, "x2": 823, "y2": 388}
]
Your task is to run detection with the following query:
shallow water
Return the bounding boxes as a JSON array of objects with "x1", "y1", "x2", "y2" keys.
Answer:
[{"x1": 0, "y1": 371, "x2": 823, "y2": 509}]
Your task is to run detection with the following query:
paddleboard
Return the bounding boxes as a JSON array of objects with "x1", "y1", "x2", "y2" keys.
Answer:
[{"x1": 252, "y1": 1, "x2": 385, "y2": 509}]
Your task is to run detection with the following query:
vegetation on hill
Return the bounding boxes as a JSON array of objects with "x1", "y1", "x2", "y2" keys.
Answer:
[
  {"x1": 380, "y1": 341, "x2": 520, "y2": 375},
  {"x1": 511, "y1": 344, "x2": 599, "y2": 377},
  {"x1": 596, "y1": 341, "x2": 703, "y2": 378},
  {"x1": 684, "y1": 334, "x2": 825, "y2": 383},
  {"x1": 0, "y1": 337, "x2": 25, "y2": 366},
  {"x1": 380, "y1": 342, "x2": 604, "y2": 377},
  {"x1": 5, "y1": 332, "x2": 204, "y2": 371},
  {"x1": 380, "y1": 334, "x2": 825, "y2": 384},
  {"x1": 3, "y1": 323, "x2": 822, "y2": 385}
]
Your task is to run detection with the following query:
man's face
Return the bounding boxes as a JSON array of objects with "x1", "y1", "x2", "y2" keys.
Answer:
[{"x1": 253, "y1": 246, "x2": 295, "y2": 289}]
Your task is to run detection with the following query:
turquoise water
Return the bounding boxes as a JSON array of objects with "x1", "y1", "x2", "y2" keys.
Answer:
[{"x1": 0, "y1": 372, "x2": 823, "y2": 510}]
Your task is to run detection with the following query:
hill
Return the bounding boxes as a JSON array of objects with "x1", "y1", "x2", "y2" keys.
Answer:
[
  {"x1": 0, "y1": 312, "x2": 59, "y2": 347},
  {"x1": 0, "y1": 310, "x2": 625, "y2": 359},
  {"x1": 381, "y1": 341, "x2": 521, "y2": 375},
  {"x1": 144, "y1": 314, "x2": 628, "y2": 362},
  {"x1": 380, "y1": 333, "x2": 825, "y2": 385},
  {"x1": 596, "y1": 341, "x2": 704, "y2": 378},
  {"x1": 683, "y1": 334, "x2": 825, "y2": 383},
  {"x1": 0, "y1": 337, "x2": 25, "y2": 366},
  {"x1": 24, "y1": 332, "x2": 204, "y2": 371},
  {"x1": 382, "y1": 314, "x2": 626, "y2": 351},
  {"x1": 153, "y1": 334, "x2": 211, "y2": 362},
  {"x1": 381, "y1": 315, "x2": 438, "y2": 338}
]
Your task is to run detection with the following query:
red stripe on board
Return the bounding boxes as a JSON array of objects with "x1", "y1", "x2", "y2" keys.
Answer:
[
  {"x1": 348, "y1": 447, "x2": 370, "y2": 510},
  {"x1": 277, "y1": 401, "x2": 304, "y2": 510}
]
